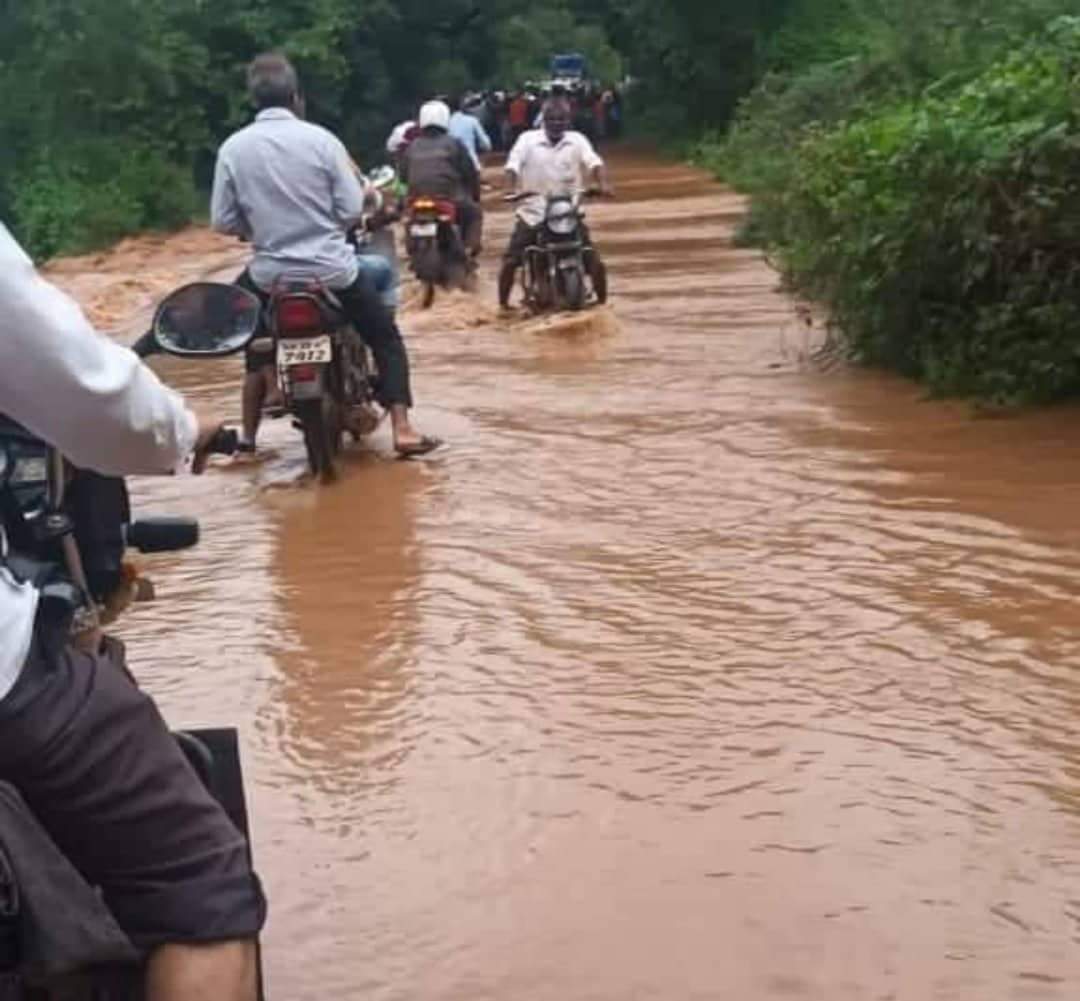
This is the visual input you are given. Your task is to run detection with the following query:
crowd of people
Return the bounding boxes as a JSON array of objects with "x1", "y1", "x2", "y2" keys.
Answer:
[
  {"x1": 385, "y1": 82, "x2": 626, "y2": 161},
  {"x1": 463, "y1": 83, "x2": 625, "y2": 151}
]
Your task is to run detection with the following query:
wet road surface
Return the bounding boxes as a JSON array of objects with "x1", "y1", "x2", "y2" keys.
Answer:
[{"x1": 57, "y1": 149, "x2": 1080, "y2": 999}]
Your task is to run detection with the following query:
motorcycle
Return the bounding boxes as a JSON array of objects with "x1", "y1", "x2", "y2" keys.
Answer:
[
  {"x1": 143, "y1": 279, "x2": 378, "y2": 483},
  {"x1": 404, "y1": 195, "x2": 475, "y2": 309},
  {"x1": 0, "y1": 403, "x2": 263, "y2": 998},
  {"x1": 507, "y1": 190, "x2": 605, "y2": 313}
]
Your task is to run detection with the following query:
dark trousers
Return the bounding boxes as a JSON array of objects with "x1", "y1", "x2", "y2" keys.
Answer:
[
  {"x1": 457, "y1": 199, "x2": 484, "y2": 253},
  {"x1": 501, "y1": 219, "x2": 608, "y2": 304},
  {"x1": 503, "y1": 219, "x2": 605, "y2": 267},
  {"x1": 237, "y1": 270, "x2": 413, "y2": 408},
  {"x1": 0, "y1": 635, "x2": 266, "y2": 950}
]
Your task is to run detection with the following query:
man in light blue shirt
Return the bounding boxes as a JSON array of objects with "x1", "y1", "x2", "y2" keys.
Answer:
[
  {"x1": 448, "y1": 96, "x2": 493, "y2": 171},
  {"x1": 212, "y1": 53, "x2": 439, "y2": 457}
]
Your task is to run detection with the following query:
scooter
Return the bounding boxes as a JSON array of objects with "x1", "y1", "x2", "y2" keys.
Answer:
[{"x1": 0, "y1": 394, "x2": 263, "y2": 999}]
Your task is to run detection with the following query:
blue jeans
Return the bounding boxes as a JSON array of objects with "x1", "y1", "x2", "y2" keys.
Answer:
[{"x1": 356, "y1": 249, "x2": 399, "y2": 313}]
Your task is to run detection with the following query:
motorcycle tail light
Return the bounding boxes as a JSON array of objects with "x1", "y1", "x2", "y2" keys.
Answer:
[
  {"x1": 288, "y1": 364, "x2": 319, "y2": 383},
  {"x1": 276, "y1": 297, "x2": 322, "y2": 334}
]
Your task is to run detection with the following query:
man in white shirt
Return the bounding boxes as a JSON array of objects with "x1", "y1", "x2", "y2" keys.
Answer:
[
  {"x1": 212, "y1": 52, "x2": 439, "y2": 457},
  {"x1": 0, "y1": 223, "x2": 264, "y2": 999},
  {"x1": 499, "y1": 98, "x2": 612, "y2": 309}
]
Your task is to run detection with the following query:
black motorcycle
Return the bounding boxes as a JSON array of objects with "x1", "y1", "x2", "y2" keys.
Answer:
[
  {"x1": 405, "y1": 195, "x2": 475, "y2": 308},
  {"x1": 0, "y1": 411, "x2": 263, "y2": 999},
  {"x1": 507, "y1": 190, "x2": 605, "y2": 313},
  {"x1": 143, "y1": 281, "x2": 378, "y2": 482}
]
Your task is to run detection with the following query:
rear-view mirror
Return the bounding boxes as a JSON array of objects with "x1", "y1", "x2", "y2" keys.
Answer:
[
  {"x1": 369, "y1": 165, "x2": 397, "y2": 189},
  {"x1": 152, "y1": 283, "x2": 261, "y2": 357}
]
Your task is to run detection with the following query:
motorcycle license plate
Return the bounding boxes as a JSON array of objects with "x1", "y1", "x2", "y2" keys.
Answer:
[
  {"x1": 278, "y1": 336, "x2": 332, "y2": 366},
  {"x1": 411, "y1": 222, "x2": 438, "y2": 238}
]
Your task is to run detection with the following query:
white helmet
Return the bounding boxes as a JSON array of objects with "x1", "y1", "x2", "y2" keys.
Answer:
[{"x1": 418, "y1": 100, "x2": 451, "y2": 131}]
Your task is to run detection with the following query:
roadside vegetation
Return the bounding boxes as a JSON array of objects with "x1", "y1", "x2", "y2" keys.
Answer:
[
  {"x1": 0, "y1": 0, "x2": 623, "y2": 260},
  {"x1": 7, "y1": 0, "x2": 1079, "y2": 405},
  {"x1": 696, "y1": 1, "x2": 1080, "y2": 404}
]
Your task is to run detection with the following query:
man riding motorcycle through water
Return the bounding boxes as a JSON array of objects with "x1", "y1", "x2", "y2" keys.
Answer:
[
  {"x1": 211, "y1": 53, "x2": 440, "y2": 458},
  {"x1": 0, "y1": 223, "x2": 265, "y2": 1000},
  {"x1": 499, "y1": 97, "x2": 612, "y2": 310},
  {"x1": 400, "y1": 100, "x2": 484, "y2": 258}
]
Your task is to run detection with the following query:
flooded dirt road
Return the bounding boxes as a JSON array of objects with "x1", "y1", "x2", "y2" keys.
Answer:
[{"x1": 62, "y1": 149, "x2": 1080, "y2": 998}]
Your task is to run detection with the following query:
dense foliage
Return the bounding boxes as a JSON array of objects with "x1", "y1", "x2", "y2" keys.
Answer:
[
  {"x1": 0, "y1": 0, "x2": 629, "y2": 259},
  {"x1": 701, "y1": 0, "x2": 1080, "y2": 402},
  {"x1": 7, "y1": 0, "x2": 1079, "y2": 402}
]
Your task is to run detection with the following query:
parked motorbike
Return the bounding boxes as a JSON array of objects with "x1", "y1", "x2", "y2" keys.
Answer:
[
  {"x1": 0, "y1": 416, "x2": 263, "y2": 1000},
  {"x1": 142, "y1": 280, "x2": 379, "y2": 482},
  {"x1": 405, "y1": 195, "x2": 475, "y2": 308},
  {"x1": 507, "y1": 190, "x2": 605, "y2": 313}
]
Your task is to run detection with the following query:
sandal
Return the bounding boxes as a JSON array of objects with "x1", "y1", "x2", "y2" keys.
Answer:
[{"x1": 395, "y1": 435, "x2": 442, "y2": 459}]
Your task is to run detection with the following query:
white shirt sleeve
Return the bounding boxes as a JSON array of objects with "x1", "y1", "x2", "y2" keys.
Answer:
[
  {"x1": 0, "y1": 224, "x2": 198, "y2": 476},
  {"x1": 505, "y1": 132, "x2": 530, "y2": 176}
]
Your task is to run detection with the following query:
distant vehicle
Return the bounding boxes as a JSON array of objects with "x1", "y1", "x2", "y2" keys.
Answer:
[{"x1": 550, "y1": 53, "x2": 588, "y2": 85}]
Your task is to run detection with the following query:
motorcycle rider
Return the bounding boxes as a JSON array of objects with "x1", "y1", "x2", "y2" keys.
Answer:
[
  {"x1": 400, "y1": 100, "x2": 484, "y2": 258},
  {"x1": 499, "y1": 97, "x2": 612, "y2": 310},
  {"x1": 0, "y1": 222, "x2": 265, "y2": 999},
  {"x1": 448, "y1": 94, "x2": 493, "y2": 172},
  {"x1": 212, "y1": 52, "x2": 439, "y2": 457}
]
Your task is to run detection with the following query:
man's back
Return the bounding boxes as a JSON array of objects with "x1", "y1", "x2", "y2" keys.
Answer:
[
  {"x1": 448, "y1": 111, "x2": 490, "y2": 169},
  {"x1": 212, "y1": 108, "x2": 365, "y2": 291},
  {"x1": 401, "y1": 132, "x2": 476, "y2": 202}
]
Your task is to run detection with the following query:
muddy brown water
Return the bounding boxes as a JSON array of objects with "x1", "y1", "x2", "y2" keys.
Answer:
[{"x1": 56, "y1": 149, "x2": 1080, "y2": 999}]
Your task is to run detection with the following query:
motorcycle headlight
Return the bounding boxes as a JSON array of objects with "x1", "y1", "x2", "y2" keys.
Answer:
[{"x1": 547, "y1": 210, "x2": 577, "y2": 236}]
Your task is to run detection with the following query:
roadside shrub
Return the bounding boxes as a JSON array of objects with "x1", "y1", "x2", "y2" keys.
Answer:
[
  {"x1": 778, "y1": 17, "x2": 1080, "y2": 403},
  {"x1": 692, "y1": 58, "x2": 898, "y2": 245},
  {"x1": 9, "y1": 142, "x2": 198, "y2": 261}
]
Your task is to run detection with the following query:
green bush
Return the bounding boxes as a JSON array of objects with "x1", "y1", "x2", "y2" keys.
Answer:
[
  {"x1": 9, "y1": 143, "x2": 198, "y2": 260},
  {"x1": 777, "y1": 17, "x2": 1080, "y2": 403},
  {"x1": 693, "y1": 58, "x2": 899, "y2": 245}
]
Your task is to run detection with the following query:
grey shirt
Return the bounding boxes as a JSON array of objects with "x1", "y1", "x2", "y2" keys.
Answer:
[{"x1": 211, "y1": 108, "x2": 367, "y2": 291}]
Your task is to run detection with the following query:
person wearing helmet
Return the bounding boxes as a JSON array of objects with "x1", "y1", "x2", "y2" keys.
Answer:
[{"x1": 400, "y1": 100, "x2": 483, "y2": 256}]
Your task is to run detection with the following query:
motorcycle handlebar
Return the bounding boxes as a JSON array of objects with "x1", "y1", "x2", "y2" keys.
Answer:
[
  {"x1": 131, "y1": 329, "x2": 160, "y2": 359},
  {"x1": 125, "y1": 517, "x2": 200, "y2": 554},
  {"x1": 503, "y1": 189, "x2": 614, "y2": 203}
]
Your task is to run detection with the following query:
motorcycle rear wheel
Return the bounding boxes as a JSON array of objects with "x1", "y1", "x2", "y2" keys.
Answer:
[{"x1": 299, "y1": 397, "x2": 342, "y2": 482}]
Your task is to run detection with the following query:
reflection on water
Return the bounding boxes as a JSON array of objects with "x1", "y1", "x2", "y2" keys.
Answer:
[{"x1": 73, "y1": 149, "x2": 1080, "y2": 1000}]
